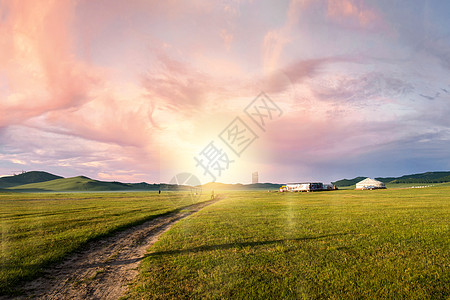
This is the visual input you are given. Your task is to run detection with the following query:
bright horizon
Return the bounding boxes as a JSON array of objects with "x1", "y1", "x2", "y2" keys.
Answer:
[{"x1": 1, "y1": 1, "x2": 449, "y2": 184}]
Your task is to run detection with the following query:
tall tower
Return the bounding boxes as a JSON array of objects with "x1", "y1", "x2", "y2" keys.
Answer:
[{"x1": 252, "y1": 172, "x2": 258, "y2": 184}]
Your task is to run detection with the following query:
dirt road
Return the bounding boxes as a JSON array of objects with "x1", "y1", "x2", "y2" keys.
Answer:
[{"x1": 14, "y1": 198, "x2": 220, "y2": 299}]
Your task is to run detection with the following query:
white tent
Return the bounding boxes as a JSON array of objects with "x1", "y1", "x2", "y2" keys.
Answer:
[{"x1": 355, "y1": 178, "x2": 386, "y2": 190}]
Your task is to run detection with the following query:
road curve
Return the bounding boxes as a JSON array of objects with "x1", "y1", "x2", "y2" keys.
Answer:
[{"x1": 13, "y1": 198, "x2": 221, "y2": 300}]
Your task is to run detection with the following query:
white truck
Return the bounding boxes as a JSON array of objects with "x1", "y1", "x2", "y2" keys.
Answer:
[{"x1": 280, "y1": 182, "x2": 331, "y2": 192}]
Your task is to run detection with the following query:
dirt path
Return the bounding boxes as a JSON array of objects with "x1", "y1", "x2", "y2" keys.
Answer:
[{"x1": 14, "y1": 198, "x2": 220, "y2": 300}]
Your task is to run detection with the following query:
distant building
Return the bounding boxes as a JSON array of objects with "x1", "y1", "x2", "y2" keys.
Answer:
[
  {"x1": 280, "y1": 182, "x2": 334, "y2": 192},
  {"x1": 355, "y1": 178, "x2": 386, "y2": 190},
  {"x1": 252, "y1": 172, "x2": 258, "y2": 184}
]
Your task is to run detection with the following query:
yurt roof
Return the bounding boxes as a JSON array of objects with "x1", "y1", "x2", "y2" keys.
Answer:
[{"x1": 356, "y1": 178, "x2": 384, "y2": 185}]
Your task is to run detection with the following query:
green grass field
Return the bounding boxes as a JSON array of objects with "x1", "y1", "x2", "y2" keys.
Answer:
[
  {"x1": 1, "y1": 187, "x2": 449, "y2": 298},
  {"x1": 0, "y1": 191, "x2": 205, "y2": 294},
  {"x1": 126, "y1": 187, "x2": 449, "y2": 299}
]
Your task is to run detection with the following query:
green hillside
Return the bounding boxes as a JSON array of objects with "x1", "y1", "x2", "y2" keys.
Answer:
[
  {"x1": 249, "y1": 183, "x2": 282, "y2": 190},
  {"x1": 3, "y1": 170, "x2": 450, "y2": 192},
  {"x1": 8, "y1": 176, "x2": 134, "y2": 192},
  {"x1": 6, "y1": 176, "x2": 195, "y2": 192},
  {"x1": 0, "y1": 171, "x2": 63, "y2": 188},
  {"x1": 385, "y1": 171, "x2": 450, "y2": 184},
  {"x1": 129, "y1": 182, "x2": 160, "y2": 190},
  {"x1": 333, "y1": 171, "x2": 450, "y2": 187},
  {"x1": 332, "y1": 177, "x2": 366, "y2": 187},
  {"x1": 201, "y1": 182, "x2": 281, "y2": 191}
]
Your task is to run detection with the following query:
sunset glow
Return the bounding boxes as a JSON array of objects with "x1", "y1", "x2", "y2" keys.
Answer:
[{"x1": 0, "y1": 0, "x2": 449, "y2": 184}]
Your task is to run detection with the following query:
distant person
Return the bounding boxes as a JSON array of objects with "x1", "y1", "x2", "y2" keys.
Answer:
[
  {"x1": 211, "y1": 190, "x2": 215, "y2": 200},
  {"x1": 158, "y1": 189, "x2": 161, "y2": 194}
]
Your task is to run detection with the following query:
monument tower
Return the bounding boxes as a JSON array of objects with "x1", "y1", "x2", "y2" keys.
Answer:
[{"x1": 252, "y1": 171, "x2": 258, "y2": 184}]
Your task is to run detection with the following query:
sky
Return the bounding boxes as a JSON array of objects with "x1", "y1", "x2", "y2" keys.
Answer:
[{"x1": 0, "y1": 0, "x2": 449, "y2": 184}]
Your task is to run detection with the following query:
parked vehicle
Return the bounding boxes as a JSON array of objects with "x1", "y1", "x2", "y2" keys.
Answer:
[{"x1": 280, "y1": 182, "x2": 335, "y2": 192}]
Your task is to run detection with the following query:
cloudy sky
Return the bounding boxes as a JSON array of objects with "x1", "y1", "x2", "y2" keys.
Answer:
[{"x1": 0, "y1": 0, "x2": 449, "y2": 184}]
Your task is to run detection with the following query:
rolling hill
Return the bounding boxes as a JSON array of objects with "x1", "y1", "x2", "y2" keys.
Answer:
[
  {"x1": 333, "y1": 171, "x2": 450, "y2": 187},
  {"x1": 2, "y1": 170, "x2": 450, "y2": 192},
  {"x1": 330, "y1": 177, "x2": 366, "y2": 187},
  {"x1": 386, "y1": 171, "x2": 450, "y2": 184},
  {"x1": 8, "y1": 176, "x2": 135, "y2": 192},
  {"x1": 202, "y1": 182, "x2": 281, "y2": 191},
  {"x1": 1, "y1": 170, "x2": 283, "y2": 192},
  {"x1": 0, "y1": 171, "x2": 63, "y2": 188},
  {"x1": 5, "y1": 176, "x2": 194, "y2": 192}
]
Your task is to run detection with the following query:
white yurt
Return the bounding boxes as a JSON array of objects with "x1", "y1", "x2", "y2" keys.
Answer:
[{"x1": 355, "y1": 178, "x2": 386, "y2": 190}]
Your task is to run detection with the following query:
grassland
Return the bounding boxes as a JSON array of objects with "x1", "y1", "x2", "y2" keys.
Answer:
[
  {"x1": 0, "y1": 191, "x2": 205, "y2": 294},
  {"x1": 127, "y1": 187, "x2": 449, "y2": 299}
]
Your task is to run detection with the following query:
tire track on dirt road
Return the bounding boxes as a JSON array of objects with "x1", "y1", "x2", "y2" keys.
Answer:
[{"x1": 13, "y1": 197, "x2": 221, "y2": 300}]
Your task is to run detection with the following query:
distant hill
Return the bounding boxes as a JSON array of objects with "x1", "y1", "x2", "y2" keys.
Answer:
[
  {"x1": 383, "y1": 171, "x2": 450, "y2": 184},
  {"x1": 333, "y1": 171, "x2": 450, "y2": 187},
  {"x1": 331, "y1": 177, "x2": 366, "y2": 187},
  {"x1": 129, "y1": 182, "x2": 160, "y2": 190},
  {"x1": 201, "y1": 182, "x2": 281, "y2": 191},
  {"x1": 0, "y1": 171, "x2": 63, "y2": 188},
  {"x1": 3, "y1": 170, "x2": 449, "y2": 192},
  {"x1": 5, "y1": 175, "x2": 198, "y2": 192},
  {"x1": 8, "y1": 176, "x2": 136, "y2": 192},
  {"x1": 5, "y1": 176, "x2": 282, "y2": 192}
]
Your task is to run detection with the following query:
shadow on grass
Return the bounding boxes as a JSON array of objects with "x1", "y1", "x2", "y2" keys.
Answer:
[
  {"x1": 104, "y1": 233, "x2": 350, "y2": 267},
  {"x1": 147, "y1": 233, "x2": 349, "y2": 257}
]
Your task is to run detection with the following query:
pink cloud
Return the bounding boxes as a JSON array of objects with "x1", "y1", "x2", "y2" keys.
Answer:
[
  {"x1": 264, "y1": 110, "x2": 406, "y2": 171},
  {"x1": 0, "y1": 125, "x2": 160, "y2": 182},
  {"x1": 311, "y1": 72, "x2": 415, "y2": 105},
  {"x1": 142, "y1": 51, "x2": 231, "y2": 113},
  {"x1": 0, "y1": 0, "x2": 447, "y2": 184},
  {"x1": 97, "y1": 171, "x2": 148, "y2": 183},
  {"x1": 220, "y1": 29, "x2": 234, "y2": 51},
  {"x1": 260, "y1": 56, "x2": 350, "y2": 96},
  {"x1": 0, "y1": 0, "x2": 101, "y2": 128},
  {"x1": 42, "y1": 96, "x2": 153, "y2": 148},
  {"x1": 326, "y1": 0, "x2": 384, "y2": 31},
  {"x1": 261, "y1": 0, "x2": 305, "y2": 74},
  {"x1": 263, "y1": 29, "x2": 290, "y2": 74},
  {"x1": 0, "y1": 0, "x2": 161, "y2": 175}
]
